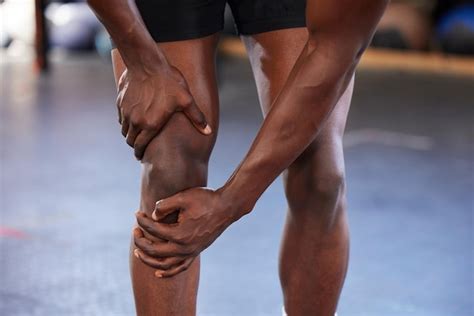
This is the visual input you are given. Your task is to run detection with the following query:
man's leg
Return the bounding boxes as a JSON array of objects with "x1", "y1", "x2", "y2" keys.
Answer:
[
  {"x1": 243, "y1": 28, "x2": 354, "y2": 315},
  {"x1": 112, "y1": 34, "x2": 220, "y2": 316}
]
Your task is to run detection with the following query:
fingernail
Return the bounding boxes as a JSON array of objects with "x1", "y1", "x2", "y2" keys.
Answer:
[
  {"x1": 203, "y1": 124, "x2": 212, "y2": 135},
  {"x1": 152, "y1": 212, "x2": 157, "y2": 221},
  {"x1": 134, "y1": 249, "x2": 139, "y2": 258},
  {"x1": 155, "y1": 270, "x2": 163, "y2": 278}
]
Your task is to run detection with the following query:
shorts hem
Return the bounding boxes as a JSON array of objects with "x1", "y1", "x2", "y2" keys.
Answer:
[
  {"x1": 148, "y1": 24, "x2": 223, "y2": 43},
  {"x1": 236, "y1": 17, "x2": 306, "y2": 36},
  {"x1": 110, "y1": 24, "x2": 223, "y2": 48}
]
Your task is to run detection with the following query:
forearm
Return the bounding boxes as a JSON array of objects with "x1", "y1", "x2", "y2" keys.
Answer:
[
  {"x1": 219, "y1": 0, "x2": 388, "y2": 219},
  {"x1": 87, "y1": 0, "x2": 166, "y2": 71},
  {"x1": 219, "y1": 39, "x2": 355, "y2": 215}
]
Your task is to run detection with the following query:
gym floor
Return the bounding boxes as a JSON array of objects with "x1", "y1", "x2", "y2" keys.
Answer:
[{"x1": 1, "y1": 52, "x2": 473, "y2": 316}]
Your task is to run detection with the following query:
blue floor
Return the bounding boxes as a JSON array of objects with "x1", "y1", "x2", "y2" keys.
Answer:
[{"x1": 1, "y1": 53, "x2": 473, "y2": 315}]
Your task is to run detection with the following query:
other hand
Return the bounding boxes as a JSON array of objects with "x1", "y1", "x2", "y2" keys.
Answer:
[{"x1": 133, "y1": 187, "x2": 240, "y2": 277}]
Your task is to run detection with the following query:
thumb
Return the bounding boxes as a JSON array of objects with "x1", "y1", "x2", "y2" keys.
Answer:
[
  {"x1": 153, "y1": 196, "x2": 181, "y2": 221},
  {"x1": 181, "y1": 99, "x2": 212, "y2": 136}
]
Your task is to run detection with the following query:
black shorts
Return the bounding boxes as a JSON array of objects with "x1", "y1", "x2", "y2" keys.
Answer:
[{"x1": 135, "y1": 0, "x2": 307, "y2": 42}]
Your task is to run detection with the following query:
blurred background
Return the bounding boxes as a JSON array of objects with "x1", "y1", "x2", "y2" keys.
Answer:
[{"x1": 1, "y1": 0, "x2": 473, "y2": 315}]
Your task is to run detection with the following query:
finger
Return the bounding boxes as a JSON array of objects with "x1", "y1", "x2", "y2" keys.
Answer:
[
  {"x1": 115, "y1": 94, "x2": 123, "y2": 124},
  {"x1": 133, "y1": 225, "x2": 145, "y2": 239},
  {"x1": 136, "y1": 211, "x2": 179, "y2": 242},
  {"x1": 133, "y1": 129, "x2": 157, "y2": 160},
  {"x1": 157, "y1": 257, "x2": 195, "y2": 278},
  {"x1": 126, "y1": 124, "x2": 140, "y2": 148},
  {"x1": 153, "y1": 196, "x2": 181, "y2": 221},
  {"x1": 117, "y1": 106, "x2": 122, "y2": 124},
  {"x1": 134, "y1": 228, "x2": 164, "y2": 256},
  {"x1": 133, "y1": 248, "x2": 186, "y2": 270},
  {"x1": 134, "y1": 227, "x2": 191, "y2": 257},
  {"x1": 133, "y1": 227, "x2": 155, "y2": 249},
  {"x1": 118, "y1": 70, "x2": 127, "y2": 91},
  {"x1": 181, "y1": 101, "x2": 212, "y2": 136},
  {"x1": 121, "y1": 116, "x2": 130, "y2": 137}
]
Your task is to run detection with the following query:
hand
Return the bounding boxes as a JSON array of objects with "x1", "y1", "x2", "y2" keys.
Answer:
[
  {"x1": 133, "y1": 187, "x2": 241, "y2": 278},
  {"x1": 116, "y1": 65, "x2": 212, "y2": 160}
]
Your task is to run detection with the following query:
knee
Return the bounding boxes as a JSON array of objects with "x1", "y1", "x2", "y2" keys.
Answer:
[
  {"x1": 144, "y1": 153, "x2": 208, "y2": 194},
  {"x1": 140, "y1": 114, "x2": 216, "y2": 197},
  {"x1": 311, "y1": 172, "x2": 345, "y2": 203},
  {"x1": 284, "y1": 157, "x2": 345, "y2": 212}
]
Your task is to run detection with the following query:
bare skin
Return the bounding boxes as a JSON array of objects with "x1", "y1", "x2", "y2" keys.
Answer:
[
  {"x1": 111, "y1": 34, "x2": 220, "y2": 315},
  {"x1": 88, "y1": 0, "x2": 212, "y2": 161},
  {"x1": 134, "y1": 0, "x2": 387, "y2": 269},
  {"x1": 89, "y1": 0, "x2": 388, "y2": 314},
  {"x1": 131, "y1": 29, "x2": 354, "y2": 315},
  {"x1": 242, "y1": 28, "x2": 354, "y2": 315}
]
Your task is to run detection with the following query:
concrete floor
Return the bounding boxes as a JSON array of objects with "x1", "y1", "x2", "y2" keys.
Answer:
[{"x1": 0, "y1": 53, "x2": 473, "y2": 316}]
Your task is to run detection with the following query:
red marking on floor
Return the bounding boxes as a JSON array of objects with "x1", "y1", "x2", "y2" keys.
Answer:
[{"x1": 0, "y1": 226, "x2": 28, "y2": 239}]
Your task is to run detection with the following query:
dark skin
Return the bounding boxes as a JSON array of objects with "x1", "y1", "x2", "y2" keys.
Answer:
[
  {"x1": 244, "y1": 30, "x2": 355, "y2": 314},
  {"x1": 110, "y1": 35, "x2": 219, "y2": 315},
  {"x1": 134, "y1": 0, "x2": 387, "y2": 276},
  {"x1": 88, "y1": 0, "x2": 212, "y2": 160},
  {"x1": 89, "y1": 0, "x2": 387, "y2": 314}
]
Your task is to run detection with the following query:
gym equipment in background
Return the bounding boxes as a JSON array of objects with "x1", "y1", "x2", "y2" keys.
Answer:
[{"x1": 436, "y1": 5, "x2": 474, "y2": 55}]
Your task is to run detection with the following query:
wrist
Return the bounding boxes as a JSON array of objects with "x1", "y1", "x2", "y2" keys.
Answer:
[
  {"x1": 113, "y1": 23, "x2": 168, "y2": 73},
  {"x1": 217, "y1": 182, "x2": 258, "y2": 223},
  {"x1": 120, "y1": 46, "x2": 168, "y2": 75}
]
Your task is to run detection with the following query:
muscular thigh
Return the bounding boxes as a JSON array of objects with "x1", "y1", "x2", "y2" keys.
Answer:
[
  {"x1": 243, "y1": 28, "x2": 353, "y2": 196},
  {"x1": 111, "y1": 34, "x2": 220, "y2": 199},
  {"x1": 243, "y1": 28, "x2": 351, "y2": 138}
]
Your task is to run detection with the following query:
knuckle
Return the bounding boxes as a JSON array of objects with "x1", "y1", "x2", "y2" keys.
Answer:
[
  {"x1": 175, "y1": 193, "x2": 183, "y2": 203},
  {"x1": 143, "y1": 119, "x2": 155, "y2": 130},
  {"x1": 181, "y1": 244, "x2": 194, "y2": 254},
  {"x1": 139, "y1": 220, "x2": 151, "y2": 231},
  {"x1": 134, "y1": 238, "x2": 145, "y2": 250},
  {"x1": 122, "y1": 109, "x2": 131, "y2": 120},
  {"x1": 178, "y1": 92, "x2": 193, "y2": 109},
  {"x1": 129, "y1": 120, "x2": 138, "y2": 128},
  {"x1": 174, "y1": 234, "x2": 188, "y2": 244},
  {"x1": 130, "y1": 117, "x2": 143, "y2": 128},
  {"x1": 173, "y1": 237, "x2": 184, "y2": 244},
  {"x1": 136, "y1": 219, "x2": 147, "y2": 231}
]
